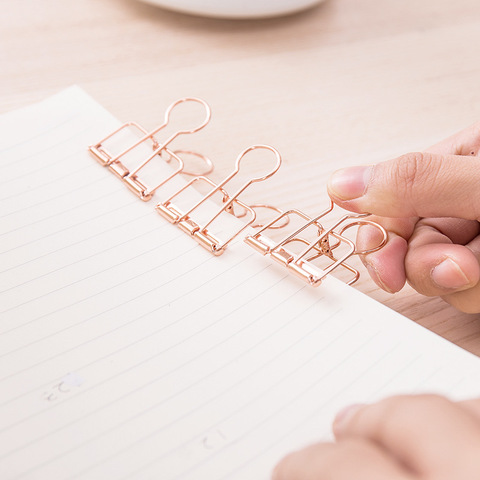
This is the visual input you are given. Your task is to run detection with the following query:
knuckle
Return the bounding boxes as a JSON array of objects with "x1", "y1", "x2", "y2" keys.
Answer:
[
  {"x1": 387, "y1": 152, "x2": 446, "y2": 210},
  {"x1": 394, "y1": 152, "x2": 437, "y2": 194}
]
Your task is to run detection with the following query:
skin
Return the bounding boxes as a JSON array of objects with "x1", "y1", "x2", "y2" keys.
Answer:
[
  {"x1": 273, "y1": 124, "x2": 480, "y2": 479},
  {"x1": 327, "y1": 122, "x2": 480, "y2": 313},
  {"x1": 272, "y1": 395, "x2": 480, "y2": 480}
]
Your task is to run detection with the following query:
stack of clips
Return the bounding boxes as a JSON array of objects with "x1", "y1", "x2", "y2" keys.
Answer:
[{"x1": 89, "y1": 98, "x2": 387, "y2": 287}]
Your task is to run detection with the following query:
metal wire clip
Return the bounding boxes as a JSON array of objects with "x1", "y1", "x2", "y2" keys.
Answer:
[
  {"x1": 244, "y1": 201, "x2": 387, "y2": 286},
  {"x1": 88, "y1": 98, "x2": 212, "y2": 201},
  {"x1": 155, "y1": 145, "x2": 282, "y2": 255}
]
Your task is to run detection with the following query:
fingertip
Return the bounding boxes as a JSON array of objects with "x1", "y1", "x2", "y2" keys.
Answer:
[
  {"x1": 327, "y1": 167, "x2": 373, "y2": 214},
  {"x1": 431, "y1": 257, "x2": 479, "y2": 291},
  {"x1": 327, "y1": 166, "x2": 373, "y2": 201},
  {"x1": 333, "y1": 404, "x2": 365, "y2": 438},
  {"x1": 357, "y1": 222, "x2": 387, "y2": 253},
  {"x1": 364, "y1": 235, "x2": 408, "y2": 293},
  {"x1": 406, "y1": 244, "x2": 480, "y2": 297}
]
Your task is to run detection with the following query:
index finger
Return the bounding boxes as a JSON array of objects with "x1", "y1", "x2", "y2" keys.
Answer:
[{"x1": 354, "y1": 122, "x2": 480, "y2": 292}]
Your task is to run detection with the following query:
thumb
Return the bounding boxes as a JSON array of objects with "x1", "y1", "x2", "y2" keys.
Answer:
[{"x1": 327, "y1": 152, "x2": 480, "y2": 220}]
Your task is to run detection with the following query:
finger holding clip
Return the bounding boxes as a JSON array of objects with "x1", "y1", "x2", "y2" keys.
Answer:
[{"x1": 337, "y1": 218, "x2": 388, "y2": 255}]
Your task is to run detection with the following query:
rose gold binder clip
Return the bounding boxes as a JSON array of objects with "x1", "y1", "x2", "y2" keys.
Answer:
[
  {"x1": 244, "y1": 201, "x2": 387, "y2": 286},
  {"x1": 88, "y1": 98, "x2": 212, "y2": 201},
  {"x1": 156, "y1": 145, "x2": 282, "y2": 255}
]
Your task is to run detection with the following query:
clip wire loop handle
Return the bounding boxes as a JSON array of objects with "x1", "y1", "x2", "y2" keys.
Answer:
[
  {"x1": 156, "y1": 145, "x2": 282, "y2": 255},
  {"x1": 88, "y1": 98, "x2": 211, "y2": 201},
  {"x1": 244, "y1": 202, "x2": 388, "y2": 286}
]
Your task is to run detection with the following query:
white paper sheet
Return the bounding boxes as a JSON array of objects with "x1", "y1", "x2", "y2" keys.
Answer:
[{"x1": 1, "y1": 87, "x2": 479, "y2": 480}]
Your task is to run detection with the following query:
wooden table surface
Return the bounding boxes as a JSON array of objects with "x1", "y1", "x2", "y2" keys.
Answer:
[{"x1": 1, "y1": 0, "x2": 480, "y2": 355}]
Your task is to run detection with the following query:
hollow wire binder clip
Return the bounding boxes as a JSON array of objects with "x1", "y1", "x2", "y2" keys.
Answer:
[
  {"x1": 156, "y1": 145, "x2": 282, "y2": 255},
  {"x1": 244, "y1": 201, "x2": 387, "y2": 286},
  {"x1": 88, "y1": 98, "x2": 212, "y2": 201}
]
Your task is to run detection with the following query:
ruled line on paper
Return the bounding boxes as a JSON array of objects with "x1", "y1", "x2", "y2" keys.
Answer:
[
  {"x1": 216, "y1": 350, "x2": 455, "y2": 480},
  {"x1": 0, "y1": 172, "x2": 122, "y2": 227},
  {"x1": 441, "y1": 376, "x2": 473, "y2": 395},
  {"x1": 0, "y1": 124, "x2": 97, "y2": 186},
  {"x1": 0, "y1": 249, "x2": 263, "y2": 414},
  {"x1": 0, "y1": 217, "x2": 164, "y2": 295},
  {"x1": 64, "y1": 292, "x2": 334, "y2": 478},
  {"x1": 65, "y1": 298, "x2": 338, "y2": 480},
  {"x1": 0, "y1": 190, "x2": 132, "y2": 257},
  {"x1": 1, "y1": 266, "x2": 292, "y2": 431},
  {"x1": 3, "y1": 246, "x2": 203, "y2": 369},
  {"x1": 409, "y1": 368, "x2": 443, "y2": 392},
  {"x1": 3, "y1": 87, "x2": 480, "y2": 480},
  {"x1": 214, "y1": 345, "x2": 411, "y2": 480},
  {"x1": 0, "y1": 207, "x2": 154, "y2": 277},
  {"x1": 0, "y1": 158, "x2": 98, "y2": 202},
  {"x1": 3, "y1": 269, "x2": 291, "y2": 471},
  {"x1": 0, "y1": 112, "x2": 82, "y2": 157},
  {"x1": 0, "y1": 239, "x2": 213, "y2": 379},
  {"x1": 362, "y1": 354, "x2": 423, "y2": 399},
  {"x1": 2, "y1": 211, "x2": 252, "y2": 333},
  {"x1": 0, "y1": 260, "x2": 286, "y2": 474},
  {"x1": 0, "y1": 227, "x2": 185, "y2": 348},
  {"x1": 0, "y1": 200, "x2": 155, "y2": 293},
  {"x1": 0, "y1": 129, "x2": 131, "y2": 221},
  {"x1": 0, "y1": 215, "x2": 177, "y2": 315},
  {"x1": 122, "y1": 324, "x2": 379, "y2": 480},
  {"x1": 1, "y1": 268, "x2": 303, "y2": 464}
]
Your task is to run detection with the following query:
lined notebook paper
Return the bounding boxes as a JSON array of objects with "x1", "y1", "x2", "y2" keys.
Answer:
[{"x1": 1, "y1": 87, "x2": 480, "y2": 480}]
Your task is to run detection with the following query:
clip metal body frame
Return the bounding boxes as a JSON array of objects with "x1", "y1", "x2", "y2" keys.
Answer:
[
  {"x1": 156, "y1": 145, "x2": 282, "y2": 255},
  {"x1": 244, "y1": 201, "x2": 387, "y2": 286},
  {"x1": 88, "y1": 98, "x2": 212, "y2": 201},
  {"x1": 89, "y1": 98, "x2": 388, "y2": 284}
]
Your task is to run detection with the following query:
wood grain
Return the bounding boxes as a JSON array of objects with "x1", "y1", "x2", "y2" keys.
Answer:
[{"x1": 1, "y1": 0, "x2": 479, "y2": 354}]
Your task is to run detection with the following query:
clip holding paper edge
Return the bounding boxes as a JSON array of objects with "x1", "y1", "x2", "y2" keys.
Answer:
[
  {"x1": 156, "y1": 145, "x2": 282, "y2": 255},
  {"x1": 88, "y1": 98, "x2": 212, "y2": 201},
  {"x1": 244, "y1": 203, "x2": 387, "y2": 286}
]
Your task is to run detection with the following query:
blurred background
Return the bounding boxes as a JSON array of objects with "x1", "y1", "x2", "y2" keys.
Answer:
[{"x1": 1, "y1": 0, "x2": 480, "y2": 349}]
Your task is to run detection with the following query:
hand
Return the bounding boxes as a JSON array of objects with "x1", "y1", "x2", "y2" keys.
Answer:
[
  {"x1": 326, "y1": 122, "x2": 480, "y2": 313},
  {"x1": 273, "y1": 394, "x2": 480, "y2": 480}
]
